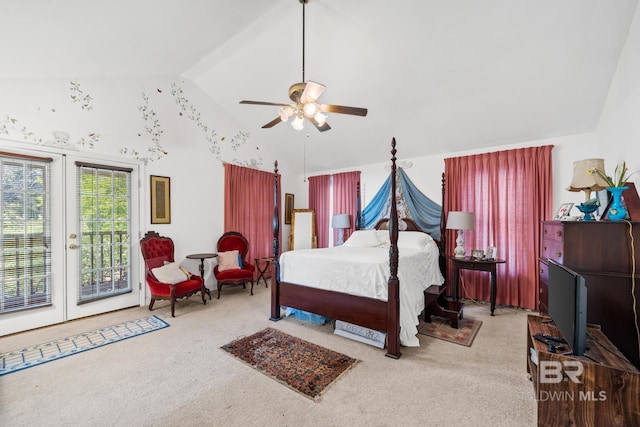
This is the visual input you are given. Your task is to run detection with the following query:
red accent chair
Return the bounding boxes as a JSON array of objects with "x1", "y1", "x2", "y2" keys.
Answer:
[
  {"x1": 140, "y1": 231, "x2": 208, "y2": 317},
  {"x1": 213, "y1": 231, "x2": 255, "y2": 299}
]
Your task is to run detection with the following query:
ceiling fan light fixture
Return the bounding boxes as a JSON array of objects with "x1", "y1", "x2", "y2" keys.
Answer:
[
  {"x1": 278, "y1": 106, "x2": 294, "y2": 122},
  {"x1": 291, "y1": 114, "x2": 305, "y2": 130},
  {"x1": 302, "y1": 102, "x2": 317, "y2": 117},
  {"x1": 314, "y1": 112, "x2": 327, "y2": 126}
]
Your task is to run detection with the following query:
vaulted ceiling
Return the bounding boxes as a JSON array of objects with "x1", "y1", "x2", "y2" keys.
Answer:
[{"x1": 2, "y1": 0, "x2": 637, "y2": 173}]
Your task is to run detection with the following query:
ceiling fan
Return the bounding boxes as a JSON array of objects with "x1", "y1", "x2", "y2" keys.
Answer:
[{"x1": 239, "y1": 0, "x2": 368, "y2": 132}]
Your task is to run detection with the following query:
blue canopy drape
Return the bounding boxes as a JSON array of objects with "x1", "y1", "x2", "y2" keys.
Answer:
[{"x1": 361, "y1": 168, "x2": 442, "y2": 240}]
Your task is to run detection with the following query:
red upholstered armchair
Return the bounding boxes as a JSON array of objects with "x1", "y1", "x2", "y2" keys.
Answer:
[
  {"x1": 140, "y1": 231, "x2": 208, "y2": 317},
  {"x1": 213, "y1": 231, "x2": 255, "y2": 299}
]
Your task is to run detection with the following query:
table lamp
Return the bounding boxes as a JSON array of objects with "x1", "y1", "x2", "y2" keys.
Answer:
[
  {"x1": 332, "y1": 214, "x2": 350, "y2": 246},
  {"x1": 446, "y1": 211, "x2": 475, "y2": 258},
  {"x1": 566, "y1": 158, "x2": 608, "y2": 220}
]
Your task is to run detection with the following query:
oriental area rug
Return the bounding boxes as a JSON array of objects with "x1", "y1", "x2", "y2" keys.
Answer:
[
  {"x1": 221, "y1": 327, "x2": 359, "y2": 401},
  {"x1": 418, "y1": 317, "x2": 482, "y2": 347},
  {"x1": 0, "y1": 316, "x2": 169, "y2": 376}
]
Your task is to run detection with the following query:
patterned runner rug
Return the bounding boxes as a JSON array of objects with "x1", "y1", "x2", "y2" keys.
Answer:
[
  {"x1": 221, "y1": 327, "x2": 359, "y2": 401},
  {"x1": 0, "y1": 315, "x2": 169, "y2": 376},
  {"x1": 418, "y1": 317, "x2": 482, "y2": 347}
]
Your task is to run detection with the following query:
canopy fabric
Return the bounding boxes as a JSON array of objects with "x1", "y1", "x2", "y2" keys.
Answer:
[{"x1": 361, "y1": 168, "x2": 442, "y2": 240}]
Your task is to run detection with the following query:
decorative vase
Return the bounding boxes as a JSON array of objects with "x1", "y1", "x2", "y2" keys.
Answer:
[
  {"x1": 576, "y1": 203, "x2": 598, "y2": 221},
  {"x1": 607, "y1": 186, "x2": 628, "y2": 221}
]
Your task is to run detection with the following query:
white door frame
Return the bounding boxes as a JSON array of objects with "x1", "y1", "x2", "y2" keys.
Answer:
[{"x1": 0, "y1": 140, "x2": 143, "y2": 336}]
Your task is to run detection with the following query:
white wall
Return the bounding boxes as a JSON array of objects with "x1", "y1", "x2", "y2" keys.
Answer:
[
  {"x1": 0, "y1": 75, "x2": 298, "y2": 286},
  {"x1": 597, "y1": 3, "x2": 640, "y2": 180}
]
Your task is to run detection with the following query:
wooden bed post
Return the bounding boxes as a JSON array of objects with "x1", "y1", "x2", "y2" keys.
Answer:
[
  {"x1": 439, "y1": 172, "x2": 447, "y2": 279},
  {"x1": 355, "y1": 181, "x2": 362, "y2": 230},
  {"x1": 270, "y1": 161, "x2": 282, "y2": 321},
  {"x1": 386, "y1": 138, "x2": 401, "y2": 359}
]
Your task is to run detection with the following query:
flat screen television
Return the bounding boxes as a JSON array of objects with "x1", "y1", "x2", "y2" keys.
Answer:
[{"x1": 547, "y1": 259, "x2": 587, "y2": 356}]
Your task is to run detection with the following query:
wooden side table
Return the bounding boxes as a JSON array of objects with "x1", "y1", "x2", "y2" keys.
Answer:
[
  {"x1": 186, "y1": 253, "x2": 218, "y2": 300},
  {"x1": 254, "y1": 257, "x2": 274, "y2": 288},
  {"x1": 447, "y1": 256, "x2": 506, "y2": 316}
]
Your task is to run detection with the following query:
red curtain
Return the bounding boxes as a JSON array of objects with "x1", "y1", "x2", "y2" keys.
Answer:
[
  {"x1": 224, "y1": 163, "x2": 280, "y2": 266},
  {"x1": 444, "y1": 145, "x2": 553, "y2": 310},
  {"x1": 308, "y1": 174, "x2": 331, "y2": 248},
  {"x1": 333, "y1": 171, "x2": 361, "y2": 244}
]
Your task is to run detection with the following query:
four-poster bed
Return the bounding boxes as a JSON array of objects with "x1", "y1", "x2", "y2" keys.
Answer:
[{"x1": 269, "y1": 138, "x2": 445, "y2": 358}]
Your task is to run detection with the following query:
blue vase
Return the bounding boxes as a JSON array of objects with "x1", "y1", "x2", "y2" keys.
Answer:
[{"x1": 607, "y1": 186, "x2": 628, "y2": 221}]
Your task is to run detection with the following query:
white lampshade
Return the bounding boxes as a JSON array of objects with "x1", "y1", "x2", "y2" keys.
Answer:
[
  {"x1": 291, "y1": 114, "x2": 305, "y2": 131},
  {"x1": 332, "y1": 214, "x2": 350, "y2": 246},
  {"x1": 302, "y1": 102, "x2": 317, "y2": 117},
  {"x1": 332, "y1": 214, "x2": 350, "y2": 229},
  {"x1": 278, "y1": 106, "x2": 293, "y2": 122},
  {"x1": 314, "y1": 112, "x2": 327, "y2": 126},
  {"x1": 446, "y1": 211, "x2": 475, "y2": 258},
  {"x1": 446, "y1": 211, "x2": 475, "y2": 231},
  {"x1": 567, "y1": 158, "x2": 608, "y2": 200}
]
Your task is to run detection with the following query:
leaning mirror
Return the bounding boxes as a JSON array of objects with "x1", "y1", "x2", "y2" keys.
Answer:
[{"x1": 289, "y1": 209, "x2": 317, "y2": 250}]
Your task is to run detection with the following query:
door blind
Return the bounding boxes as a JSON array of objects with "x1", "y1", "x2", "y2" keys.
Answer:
[{"x1": 0, "y1": 153, "x2": 52, "y2": 313}]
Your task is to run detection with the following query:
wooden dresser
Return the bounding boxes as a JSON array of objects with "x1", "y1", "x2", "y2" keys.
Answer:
[{"x1": 539, "y1": 220, "x2": 640, "y2": 368}]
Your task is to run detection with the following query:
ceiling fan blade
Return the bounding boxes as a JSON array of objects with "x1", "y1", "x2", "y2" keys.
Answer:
[
  {"x1": 319, "y1": 104, "x2": 368, "y2": 116},
  {"x1": 262, "y1": 117, "x2": 283, "y2": 128},
  {"x1": 240, "y1": 100, "x2": 292, "y2": 107},
  {"x1": 308, "y1": 116, "x2": 331, "y2": 132},
  {"x1": 300, "y1": 81, "x2": 326, "y2": 104}
]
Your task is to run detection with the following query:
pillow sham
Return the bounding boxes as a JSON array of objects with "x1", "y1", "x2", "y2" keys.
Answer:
[
  {"x1": 397, "y1": 231, "x2": 433, "y2": 249},
  {"x1": 375, "y1": 230, "x2": 391, "y2": 247},
  {"x1": 343, "y1": 230, "x2": 381, "y2": 248},
  {"x1": 152, "y1": 262, "x2": 189, "y2": 284},
  {"x1": 218, "y1": 250, "x2": 241, "y2": 271}
]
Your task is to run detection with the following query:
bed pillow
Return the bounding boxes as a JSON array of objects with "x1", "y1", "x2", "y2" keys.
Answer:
[
  {"x1": 343, "y1": 230, "x2": 381, "y2": 248},
  {"x1": 397, "y1": 232, "x2": 433, "y2": 249},
  {"x1": 152, "y1": 262, "x2": 190, "y2": 284},
  {"x1": 375, "y1": 230, "x2": 391, "y2": 247},
  {"x1": 218, "y1": 250, "x2": 241, "y2": 271}
]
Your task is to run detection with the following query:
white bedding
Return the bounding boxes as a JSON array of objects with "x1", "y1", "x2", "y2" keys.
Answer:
[{"x1": 279, "y1": 231, "x2": 444, "y2": 347}]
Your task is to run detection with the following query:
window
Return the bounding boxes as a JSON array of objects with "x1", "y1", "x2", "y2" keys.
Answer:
[
  {"x1": 76, "y1": 163, "x2": 132, "y2": 303},
  {"x1": 0, "y1": 153, "x2": 52, "y2": 313}
]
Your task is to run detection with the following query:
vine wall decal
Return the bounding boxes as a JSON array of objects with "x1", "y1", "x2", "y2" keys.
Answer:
[
  {"x1": 170, "y1": 82, "x2": 262, "y2": 168},
  {"x1": 69, "y1": 80, "x2": 94, "y2": 111},
  {"x1": 2, "y1": 79, "x2": 101, "y2": 150},
  {"x1": 121, "y1": 90, "x2": 168, "y2": 164}
]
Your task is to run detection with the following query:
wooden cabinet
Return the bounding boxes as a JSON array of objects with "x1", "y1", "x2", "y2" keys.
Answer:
[
  {"x1": 527, "y1": 315, "x2": 640, "y2": 427},
  {"x1": 539, "y1": 221, "x2": 564, "y2": 314},
  {"x1": 539, "y1": 220, "x2": 640, "y2": 368}
]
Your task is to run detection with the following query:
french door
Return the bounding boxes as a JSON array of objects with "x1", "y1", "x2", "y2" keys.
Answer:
[{"x1": 0, "y1": 145, "x2": 141, "y2": 336}]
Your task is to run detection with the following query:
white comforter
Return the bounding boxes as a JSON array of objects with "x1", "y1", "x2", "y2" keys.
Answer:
[{"x1": 279, "y1": 231, "x2": 444, "y2": 347}]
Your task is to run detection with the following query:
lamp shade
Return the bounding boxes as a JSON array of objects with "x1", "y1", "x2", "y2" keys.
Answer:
[
  {"x1": 446, "y1": 211, "x2": 475, "y2": 231},
  {"x1": 331, "y1": 214, "x2": 350, "y2": 229},
  {"x1": 567, "y1": 158, "x2": 608, "y2": 193}
]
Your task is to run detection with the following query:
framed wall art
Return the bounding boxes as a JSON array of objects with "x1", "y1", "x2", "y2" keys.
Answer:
[
  {"x1": 150, "y1": 175, "x2": 171, "y2": 224},
  {"x1": 284, "y1": 193, "x2": 294, "y2": 225}
]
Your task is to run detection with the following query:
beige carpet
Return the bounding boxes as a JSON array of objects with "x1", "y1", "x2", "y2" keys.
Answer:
[{"x1": 0, "y1": 287, "x2": 537, "y2": 427}]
